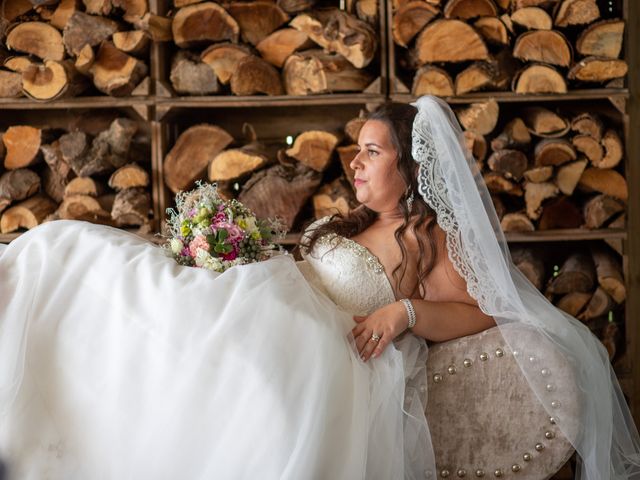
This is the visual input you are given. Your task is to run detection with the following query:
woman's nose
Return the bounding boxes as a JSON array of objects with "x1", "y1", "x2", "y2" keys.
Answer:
[{"x1": 350, "y1": 150, "x2": 363, "y2": 170}]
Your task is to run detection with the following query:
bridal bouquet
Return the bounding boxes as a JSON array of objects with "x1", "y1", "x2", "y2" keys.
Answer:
[{"x1": 164, "y1": 182, "x2": 286, "y2": 272}]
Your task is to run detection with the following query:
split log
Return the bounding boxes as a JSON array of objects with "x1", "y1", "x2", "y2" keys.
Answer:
[
  {"x1": 131, "y1": 13, "x2": 173, "y2": 41},
  {"x1": 578, "y1": 287, "x2": 614, "y2": 322},
  {"x1": 538, "y1": 195, "x2": 582, "y2": 229},
  {"x1": 285, "y1": 130, "x2": 339, "y2": 172},
  {"x1": 59, "y1": 131, "x2": 107, "y2": 177},
  {"x1": 238, "y1": 163, "x2": 322, "y2": 230},
  {"x1": 172, "y1": 2, "x2": 240, "y2": 48},
  {"x1": 312, "y1": 177, "x2": 356, "y2": 218},
  {"x1": 111, "y1": 187, "x2": 150, "y2": 226},
  {"x1": 548, "y1": 251, "x2": 595, "y2": 294},
  {"x1": 456, "y1": 99, "x2": 499, "y2": 135},
  {"x1": 64, "y1": 177, "x2": 103, "y2": 197},
  {"x1": 208, "y1": 144, "x2": 269, "y2": 182},
  {"x1": 523, "y1": 166, "x2": 553, "y2": 183},
  {"x1": 164, "y1": 124, "x2": 234, "y2": 194},
  {"x1": 99, "y1": 118, "x2": 139, "y2": 167},
  {"x1": 2, "y1": 0, "x2": 33, "y2": 22},
  {"x1": 600, "y1": 322, "x2": 619, "y2": 360},
  {"x1": 568, "y1": 56, "x2": 628, "y2": 83},
  {"x1": 576, "y1": 19, "x2": 624, "y2": 59},
  {"x1": 455, "y1": 62, "x2": 495, "y2": 95},
  {"x1": 344, "y1": 114, "x2": 367, "y2": 144},
  {"x1": 591, "y1": 246, "x2": 625, "y2": 303},
  {"x1": 41, "y1": 141, "x2": 72, "y2": 179},
  {"x1": 91, "y1": 41, "x2": 148, "y2": 96},
  {"x1": 487, "y1": 149, "x2": 528, "y2": 180},
  {"x1": 512, "y1": 63, "x2": 567, "y2": 94},
  {"x1": 230, "y1": 55, "x2": 284, "y2": 96},
  {"x1": 113, "y1": 30, "x2": 150, "y2": 56},
  {"x1": 572, "y1": 135, "x2": 603, "y2": 165},
  {"x1": 598, "y1": 130, "x2": 623, "y2": 169},
  {"x1": 412, "y1": 66, "x2": 455, "y2": 97},
  {"x1": 0, "y1": 194, "x2": 57, "y2": 233},
  {"x1": 23, "y1": 59, "x2": 89, "y2": 100},
  {"x1": 51, "y1": 0, "x2": 79, "y2": 30},
  {"x1": 605, "y1": 213, "x2": 625, "y2": 254},
  {"x1": 415, "y1": 19, "x2": 488, "y2": 65},
  {"x1": 522, "y1": 107, "x2": 569, "y2": 137},
  {"x1": 486, "y1": 49, "x2": 521, "y2": 90},
  {"x1": 571, "y1": 112, "x2": 603, "y2": 140},
  {"x1": 336, "y1": 145, "x2": 357, "y2": 186},
  {"x1": 62, "y1": 11, "x2": 119, "y2": 56},
  {"x1": 56, "y1": 194, "x2": 113, "y2": 223},
  {"x1": 6, "y1": 21, "x2": 64, "y2": 61},
  {"x1": 484, "y1": 172, "x2": 523, "y2": 196},
  {"x1": 491, "y1": 117, "x2": 531, "y2": 150},
  {"x1": 283, "y1": 50, "x2": 373, "y2": 95},
  {"x1": 201, "y1": 43, "x2": 251, "y2": 85},
  {"x1": 256, "y1": 28, "x2": 313, "y2": 68},
  {"x1": 524, "y1": 181, "x2": 558, "y2": 219},
  {"x1": 464, "y1": 130, "x2": 488, "y2": 164},
  {"x1": 226, "y1": 2, "x2": 289, "y2": 46},
  {"x1": 0, "y1": 71, "x2": 22, "y2": 98},
  {"x1": 583, "y1": 194, "x2": 625, "y2": 229},
  {"x1": 41, "y1": 168, "x2": 68, "y2": 203},
  {"x1": 534, "y1": 138, "x2": 576, "y2": 166},
  {"x1": 75, "y1": 44, "x2": 95, "y2": 75},
  {"x1": 443, "y1": 0, "x2": 497, "y2": 19},
  {"x1": 556, "y1": 158, "x2": 588, "y2": 195},
  {"x1": 3, "y1": 126, "x2": 45, "y2": 169},
  {"x1": 111, "y1": 0, "x2": 147, "y2": 20},
  {"x1": 170, "y1": 50, "x2": 218, "y2": 95},
  {"x1": 554, "y1": 0, "x2": 600, "y2": 27},
  {"x1": 513, "y1": 30, "x2": 572, "y2": 67},
  {"x1": 108, "y1": 163, "x2": 149, "y2": 191},
  {"x1": 277, "y1": 0, "x2": 316, "y2": 14},
  {"x1": 0, "y1": 169, "x2": 41, "y2": 212},
  {"x1": 354, "y1": 0, "x2": 378, "y2": 25},
  {"x1": 83, "y1": 0, "x2": 111, "y2": 15},
  {"x1": 501, "y1": 212, "x2": 535, "y2": 232},
  {"x1": 4, "y1": 56, "x2": 34, "y2": 73},
  {"x1": 556, "y1": 291, "x2": 592, "y2": 317},
  {"x1": 511, "y1": 246, "x2": 545, "y2": 290},
  {"x1": 491, "y1": 194, "x2": 505, "y2": 219},
  {"x1": 392, "y1": 1, "x2": 439, "y2": 48},
  {"x1": 511, "y1": 6, "x2": 552, "y2": 30},
  {"x1": 290, "y1": 9, "x2": 377, "y2": 68},
  {"x1": 578, "y1": 168, "x2": 628, "y2": 202},
  {"x1": 473, "y1": 16, "x2": 509, "y2": 47}
]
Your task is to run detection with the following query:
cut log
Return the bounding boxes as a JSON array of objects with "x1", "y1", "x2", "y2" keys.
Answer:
[
  {"x1": 443, "y1": 0, "x2": 497, "y2": 19},
  {"x1": 512, "y1": 63, "x2": 567, "y2": 94},
  {"x1": 344, "y1": 114, "x2": 367, "y2": 144},
  {"x1": 172, "y1": 2, "x2": 240, "y2": 48},
  {"x1": 538, "y1": 195, "x2": 582, "y2": 229},
  {"x1": 51, "y1": 0, "x2": 79, "y2": 30},
  {"x1": 555, "y1": 158, "x2": 588, "y2": 195},
  {"x1": 522, "y1": 107, "x2": 569, "y2": 137},
  {"x1": 491, "y1": 118, "x2": 531, "y2": 152},
  {"x1": 283, "y1": 50, "x2": 373, "y2": 95},
  {"x1": 412, "y1": 65, "x2": 455, "y2": 97},
  {"x1": 22, "y1": 59, "x2": 89, "y2": 100},
  {"x1": 4, "y1": 56, "x2": 34, "y2": 73},
  {"x1": 511, "y1": 246, "x2": 545, "y2": 290},
  {"x1": 256, "y1": 28, "x2": 313, "y2": 68},
  {"x1": 164, "y1": 124, "x2": 234, "y2": 194},
  {"x1": 336, "y1": 145, "x2": 358, "y2": 187},
  {"x1": 600, "y1": 321, "x2": 619, "y2": 360},
  {"x1": 556, "y1": 291, "x2": 592, "y2": 317},
  {"x1": 41, "y1": 167, "x2": 69, "y2": 203},
  {"x1": 62, "y1": 11, "x2": 119, "y2": 56},
  {"x1": 131, "y1": 13, "x2": 173, "y2": 41},
  {"x1": 591, "y1": 246, "x2": 625, "y2": 303},
  {"x1": 111, "y1": 187, "x2": 150, "y2": 226},
  {"x1": 534, "y1": 138, "x2": 576, "y2": 166},
  {"x1": 59, "y1": 131, "x2": 112, "y2": 177},
  {"x1": 456, "y1": 99, "x2": 499, "y2": 135},
  {"x1": 572, "y1": 135, "x2": 603, "y2": 165},
  {"x1": 523, "y1": 165, "x2": 553, "y2": 183},
  {"x1": 484, "y1": 172, "x2": 523, "y2": 196},
  {"x1": 491, "y1": 193, "x2": 505, "y2": 219},
  {"x1": 524, "y1": 181, "x2": 558, "y2": 219},
  {"x1": 3, "y1": 126, "x2": 44, "y2": 170},
  {"x1": 392, "y1": 1, "x2": 439, "y2": 47},
  {"x1": 605, "y1": 214, "x2": 625, "y2": 255},
  {"x1": 290, "y1": 9, "x2": 377, "y2": 68},
  {"x1": 238, "y1": 163, "x2": 322, "y2": 230},
  {"x1": 201, "y1": 43, "x2": 251, "y2": 85},
  {"x1": 111, "y1": 0, "x2": 147, "y2": 20},
  {"x1": 578, "y1": 287, "x2": 614, "y2": 322},
  {"x1": 57, "y1": 193, "x2": 107, "y2": 219},
  {"x1": 91, "y1": 41, "x2": 148, "y2": 96},
  {"x1": 499, "y1": 12, "x2": 514, "y2": 34},
  {"x1": 548, "y1": 251, "x2": 595, "y2": 294},
  {"x1": 312, "y1": 177, "x2": 356, "y2": 218},
  {"x1": 0, "y1": 71, "x2": 22, "y2": 98},
  {"x1": 513, "y1": 30, "x2": 572, "y2": 67},
  {"x1": 455, "y1": 61, "x2": 495, "y2": 95},
  {"x1": 583, "y1": 194, "x2": 625, "y2": 229},
  {"x1": 473, "y1": 16, "x2": 509, "y2": 46},
  {"x1": 41, "y1": 141, "x2": 72, "y2": 179},
  {"x1": 415, "y1": 19, "x2": 488, "y2": 65},
  {"x1": 576, "y1": 19, "x2": 624, "y2": 59},
  {"x1": 568, "y1": 56, "x2": 628, "y2": 83},
  {"x1": 6, "y1": 21, "x2": 64, "y2": 61},
  {"x1": 285, "y1": 130, "x2": 339, "y2": 172},
  {"x1": 501, "y1": 212, "x2": 535, "y2": 232},
  {"x1": 108, "y1": 163, "x2": 149, "y2": 191},
  {"x1": 463, "y1": 130, "x2": 488, "y2": 164},
  {"x1": 170, "y1": 50, "x2": 218, "y2": 95},
  {"x1": 2, "y1": 0, "x2": 33, "y2": 22},
  {"x1": 208, "y1": 145, "x2": 269, "y2": 182},
  {"x1": 513, "y1": 0, "x2": 561, "y2": 9},
  {"x1": 487, "y1": 149, "x2": 528, "y2": 181},
  {"x1": 230, "y1": 55, "x2": 284, "y2": 96},
  {"x1": 487, "y1": 49, "x2": 521, "y2": 90},
  {"x1": 578, "y1": 168, "x2": 627, "y2": 202},
  {"x1": 226, "y1": 2, "x2": 289, "y2": 46},
  {"x1": 113, "y1": 30, "x2": 150, "y2": 56},
  {"x1": 75, "y1": 44, "x2": 95, "y2": 75},
  {"x1": 0, "y1": 194, "x2": 57, "y2": 233},
  {"x1": 99, "y1": 117, "x2": 139, "y2": 167},
  {"x1": 0, "y1": 169, "x2": 41, "y2": 212},
  {"x1": 64, "y1": 177, "x2": 104, "y2": 197},
  {"x1": 355, "y1": 0, "x2": 378, "y2": 26},
  {"x1": 598, "y1": 130, "x2": 623, "y2": 169},
  {"x1": 571, "y1": 113, "x2": 603, "y2": 140},
  {"x1": 554, "y1": 0, "x2": 599, "y2": 27},
  {"x1": 511, "y1": 6, "x2": 552, "y2": 30},
  {"x1": 277, "y1": 0, "x2": 316, "y2": 14},
  {"x1": 83, "y1": 0, "x2": 111, "y2": 15}
]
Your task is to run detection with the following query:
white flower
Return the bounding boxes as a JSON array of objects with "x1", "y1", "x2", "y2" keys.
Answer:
[
  {"x1": 194, "y1": 248, "x2": 211, "y2": 267},
  {"x1": 170, "y1": 238, "x2": 184, "y2": 255}
]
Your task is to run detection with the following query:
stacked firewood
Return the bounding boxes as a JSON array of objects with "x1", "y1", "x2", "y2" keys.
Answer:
[
  {"x1": 455, "y1": 100, "x2": 626, "y2": 236},
  {"x1": 391, "y1": 0, "x2": 627, "y2": 96},
  {"x1": 0, "y1": 0, "x2": 150, "y2": 100},
  {"x1": 164, "y1": 0, "x2": 379, "y2": 96},
  {"x1": 512, "y1": 242, "x2": 625, "y2": 360},
  {"x1": 0, "y1": 118, "x2": 152, "y2": 233}
]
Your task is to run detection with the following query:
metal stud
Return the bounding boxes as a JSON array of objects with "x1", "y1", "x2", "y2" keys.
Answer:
[
  {"x1": 475, "y1": 470, "x2": 485, "y2": 477},
  {"x1": 535, "y1": 443, "x2": 545, "y2": 452},
  {"x1": 511, "y1": 464, "x2": 521, "y2": 473},
  {"x1": 448, "y1": 365, "x2": 457, "y2": 375},
  {"x1": 441, "y1": 469, "x2": 450, "y2": 478},
  {"x1": 463, "y1": 358, "x2": 473, "y2": 368},
  {"x1": 494, "y1": 469, "x2": 503, "y2": 477},
  {"x1": 546, "y1": 384, "x2": 555, "y2": 392},
  {"x1": 512, "y1": 350, "x2": 520, "y2": 357},
  {"x1": 545, "y1": 431, "x2": 555, "y2": 440},
  {"x1": 457, "y1": 469, "x2": 466, "y2": 477},
  {"x1": 420, "y1": 384, "x2": 427, "y2": 393},
  {"x1": 523, "y1": 453, "x2": 532, "y2": 462},
  {"x1": 551, "y1": 400, "x2": 561, "y2": 409},
  {"x1": 480, "y1": 353, "x2": 489, "y2": 361},
  {"x1": 549, "y1": 417, "x2": 557, "y2": 425},
  {"x1": 495, "y1": 348, "x2": 504, "y2": 357},
  {"x1": 541, "y1": 368, "x2": 550, "y2": 376},
  {"x1": 433, "y1": 374, "x2": 443, "y2": 383},
  {"x1": 529, "y1": 355, "x2": 536, "y2": 363},
  {"x1": 424, "y1": 470, "x2": 433, "y2": 478}
]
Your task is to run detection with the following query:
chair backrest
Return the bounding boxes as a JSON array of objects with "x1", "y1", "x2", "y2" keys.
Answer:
[{"x1": 424, "y1": 324, "x2": 581, "y2": 479}]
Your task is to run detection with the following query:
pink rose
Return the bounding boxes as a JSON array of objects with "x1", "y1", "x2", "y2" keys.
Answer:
[
  {"x1": 188, "y1": 235, "x2": 209, "y2": 257},
  {"x1": 219, "y1": 222, "x2": 244, "y2": 243}
]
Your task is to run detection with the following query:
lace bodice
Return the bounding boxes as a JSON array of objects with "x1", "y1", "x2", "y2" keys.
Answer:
[{"x1": 297, "y1": 217, "x2": 396, "y2": 316}]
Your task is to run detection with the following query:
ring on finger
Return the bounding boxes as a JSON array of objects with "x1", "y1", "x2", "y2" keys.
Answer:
[{"x1": 370, "y1": 333, "x2": 381, "y2": 342}]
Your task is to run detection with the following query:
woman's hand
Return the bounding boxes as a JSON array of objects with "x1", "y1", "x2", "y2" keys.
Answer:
[{"x1": 351, "y1": 301, "x2": 408, "y2": 362}]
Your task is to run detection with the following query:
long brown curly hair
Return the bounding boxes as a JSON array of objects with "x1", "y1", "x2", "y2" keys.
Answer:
[{"x1": 299, "y1": 102, "x2": 440, "y2": 299}]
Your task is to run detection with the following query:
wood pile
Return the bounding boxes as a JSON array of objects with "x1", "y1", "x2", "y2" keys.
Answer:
[
  {"x1": 0, "y1": 118, "x2": 152, "y2": 233},
  {"x1": 391, "y1": 0, "x2": 627, "y2": 96},
  {"x1": 165, "y1": 1, "x2": 379, "y2": 95},
  {"x1": 0, "y1": 0, "x2": 150, "y2": 99}
]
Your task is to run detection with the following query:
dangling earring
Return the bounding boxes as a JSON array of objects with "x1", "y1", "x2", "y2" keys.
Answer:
[{"x1": 406, "y1": 190, "x2": 414, "y2": 213}]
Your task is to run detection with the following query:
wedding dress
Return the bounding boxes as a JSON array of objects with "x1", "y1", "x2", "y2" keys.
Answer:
[{"x1": 0, "y1": 218, "x2": 434, "y2": 479}]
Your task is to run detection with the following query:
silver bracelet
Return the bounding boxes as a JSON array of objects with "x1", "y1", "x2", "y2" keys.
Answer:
[{"x1": 401, "y1": 299, "x2": 416, "y2": 329}]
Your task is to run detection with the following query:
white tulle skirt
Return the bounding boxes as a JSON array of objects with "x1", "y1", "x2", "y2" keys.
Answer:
[{"x1": 0, "y1": 221, "x2": 433, "y2": 479}]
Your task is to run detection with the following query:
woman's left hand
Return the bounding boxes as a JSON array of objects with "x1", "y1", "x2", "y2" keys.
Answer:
[{"x1": 352, "y1": 301, "x2": 408, "y2": 362}]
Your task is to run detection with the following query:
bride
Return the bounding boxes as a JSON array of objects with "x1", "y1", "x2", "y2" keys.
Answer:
[{"x1": 1, "y1": 96, "x2": 639, "y2": 480}]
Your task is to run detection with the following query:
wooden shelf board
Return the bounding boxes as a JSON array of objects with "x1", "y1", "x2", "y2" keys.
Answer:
[
  {"x1": 1, "y1": 228, "x2": 162, "y2": 245},
  {"x1": 0, "y1": 96, "x2": 154, "y2": 109},
  {"x1": 155, "y1": 93, "x2": 387, "y2": 109}
]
